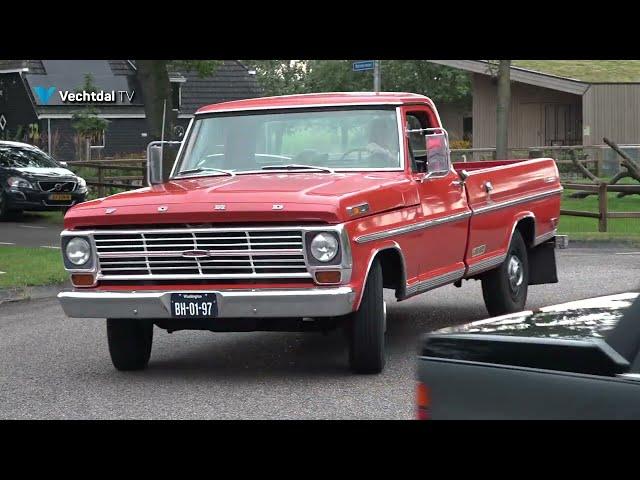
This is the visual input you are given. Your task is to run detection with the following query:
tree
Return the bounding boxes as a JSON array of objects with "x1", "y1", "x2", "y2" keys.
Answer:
[
  {"x1": 71, "y1": 73, "x2": 109, "y2": 160},
  {"x1": 243, "y1": 60, "x2": 472, "y2": 105},
  {"x1": 244, "y1": 60, "x2": 309, "y2": 96},
  {"x1": 495, "y1": 60, "x2": 511, "y2": 159},
  {"x1": 136, "y1": 60, "x2": 222, "y2": 142}
]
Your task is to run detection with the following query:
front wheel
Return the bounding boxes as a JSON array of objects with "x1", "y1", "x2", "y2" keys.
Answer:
[
  {"x1": 106, "y1": 319, "x2": 153, "y2": 371},
  {"x1": 347, "y1": 259, "x2": 386, "y2": 374},
  {"x1": 481, "y1": 230, "x2": 529, "y2": 316}
]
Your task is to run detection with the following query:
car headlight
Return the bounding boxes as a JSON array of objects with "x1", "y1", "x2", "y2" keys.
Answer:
[
  {"x1": 7, "y1": 176, "x2": 34, "y2": 189},
  {"x1": 309, "y1": 233, "x2": 339, "y2": 262},
  {"x1": 65, "y1": 237, "x2": 91, "y2": 266},
  {"x1": 76, "y1": 177, "x2": 87, "y2": 189}
]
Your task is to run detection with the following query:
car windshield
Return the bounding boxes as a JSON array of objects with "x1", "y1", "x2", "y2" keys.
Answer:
[
  {"x1": 0, "y1": 146, "x2": 59, "y2": 169},
  {"x1": 175, "y1": 108, "x2": 401, "y2": 176}
]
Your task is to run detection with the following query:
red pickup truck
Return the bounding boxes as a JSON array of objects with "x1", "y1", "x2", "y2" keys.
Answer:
[{"x1": 57, "y1": 92, "x2": 562, "y2": 374}]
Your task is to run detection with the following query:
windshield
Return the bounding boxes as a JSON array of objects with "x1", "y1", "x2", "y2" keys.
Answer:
[
  {"x1": 175, "y1": 108, "x2": 401, "y2": 176},
  {"x1": 0, "y1": 145, "x2": 60, "y2": 169}
]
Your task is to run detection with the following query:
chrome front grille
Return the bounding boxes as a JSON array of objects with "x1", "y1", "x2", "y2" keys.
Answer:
[
  {"x1": 93, "y1": 228, "x2": 310, "y2": 280},
  {"x1": 38, "y1": 181, "x2": 76, "y2": 192}
]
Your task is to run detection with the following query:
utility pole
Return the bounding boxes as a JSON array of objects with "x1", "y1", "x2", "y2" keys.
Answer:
[
  {"x1": 496, "y1": 60, "x2": 511, "y2": 160},
  {"x1": 373, "y1": 60, "x2": 381, "y2": 92}
]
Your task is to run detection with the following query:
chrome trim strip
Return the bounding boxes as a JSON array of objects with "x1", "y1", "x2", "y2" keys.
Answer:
[
  {"x1": 195, "y1": 101, "x2": 403, "y2": 115},
  {"x1": 465, "y1": 253, "x2": 507, "y2": 277},
  {"x1": 533, "y1": 229, "x2": 557, "y2": 246},
  {"x1": 57, "y1": 287, "x2": 356, "y2": 319},
  {"x1": 405, "y1": 267, "x2": 465, "y2": 297},
  {"x1": 472, "y1": 187, "x2": 563, "y2": 215},
  {"x1": 355, "y1": 211, "x2": 471, "y2": 244},
  {"x1": 169, "y1": 117, "x2": 193, "y2": 178}
]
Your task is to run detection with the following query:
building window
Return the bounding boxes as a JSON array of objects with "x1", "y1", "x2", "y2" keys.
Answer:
[
  {"x1": 171, "y1": 82, "x2": 182, "y2": 111},
  {"x1": 463, "y1": 116, "x2": 473, "y2": 142}
]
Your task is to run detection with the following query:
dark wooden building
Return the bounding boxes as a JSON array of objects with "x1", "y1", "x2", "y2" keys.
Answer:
[{"x1": 0, "y1": 60, "x2": 262, "y2": 161}]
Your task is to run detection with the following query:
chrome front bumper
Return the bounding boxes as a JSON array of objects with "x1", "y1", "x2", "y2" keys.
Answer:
[{"x1": 57, "y1": 287, "x2": 356, "y2": 319}]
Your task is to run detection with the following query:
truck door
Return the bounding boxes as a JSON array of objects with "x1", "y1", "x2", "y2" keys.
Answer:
[{"x1": 403, "y1": 107, "x2": 470, "y2": 294}]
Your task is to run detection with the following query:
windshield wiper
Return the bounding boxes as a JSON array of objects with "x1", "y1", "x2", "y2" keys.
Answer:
[
  {"x1": 260, "y1": 164, "x2": 335, "y2": 174},
  {"x1": 176, "y1": 167, "x2": 236, "y2": 177}
]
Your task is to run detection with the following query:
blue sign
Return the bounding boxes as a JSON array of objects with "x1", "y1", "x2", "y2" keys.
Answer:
[{"x1": 353, "y1": 61, "x2": 375, "y2": 72}]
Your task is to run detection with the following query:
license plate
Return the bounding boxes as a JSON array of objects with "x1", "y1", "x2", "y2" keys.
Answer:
[
  {"x1": 49, "y1": 193, "x2": 72, "y2": 201},
  {"x1": 170, "y1": 293, "x2": 218, "y2": 318}
]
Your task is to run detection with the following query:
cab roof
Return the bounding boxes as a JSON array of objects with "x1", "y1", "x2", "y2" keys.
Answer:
[{"x1": 195, "y1": 92, "x2": 435, "y2": 114}]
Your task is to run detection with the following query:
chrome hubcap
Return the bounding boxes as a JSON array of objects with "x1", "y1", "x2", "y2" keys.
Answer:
[{"x1": 507, "y1": 255, "x2": 524, "y2": 294}]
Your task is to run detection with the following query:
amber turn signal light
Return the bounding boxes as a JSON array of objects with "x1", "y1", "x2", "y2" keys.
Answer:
[
  {"x1": 71, "y1": 273, "x2": 95, "y2": 287},
  {"x1": 416, "y1": 382, "x2": 430, "y2": 420},
  {"x1": 314, "y1": 270, "x2": 341, "y2": 284}
]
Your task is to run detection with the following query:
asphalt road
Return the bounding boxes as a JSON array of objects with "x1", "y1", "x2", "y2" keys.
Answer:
[
  {"x1": 1, "y1": 246, "x2": 639, "y2": 419},
  {"x1": 0, "y1": 213, "x2": 62, "y2": 249}
]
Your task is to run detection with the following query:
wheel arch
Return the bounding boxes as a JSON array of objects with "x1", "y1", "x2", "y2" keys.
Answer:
[
  {"x1": 511, "y1": 213, "x2": 536, "y2": 248},
  {"x1": 354, "y1": 243, "x2": 407, "y2": 310}
]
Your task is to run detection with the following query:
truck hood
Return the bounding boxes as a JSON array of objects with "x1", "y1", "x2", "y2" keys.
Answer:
[{"x1": 65, "y1": 171, "x2": 418, "y2": 229}]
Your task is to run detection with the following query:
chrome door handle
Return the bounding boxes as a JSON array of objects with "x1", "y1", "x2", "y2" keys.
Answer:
[
  {"x1": 450, "y1": 180, "x2": 463, "y2": 188},
  {"x1": 484, "y1": 181, "x2": 494, "y2": 193}
]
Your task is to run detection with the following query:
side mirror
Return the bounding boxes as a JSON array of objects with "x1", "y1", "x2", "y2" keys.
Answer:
[
  {"x1": 146, "y1": 140, "x2": 182, "y2": 186},
  {"x1": 59, "y1": 161, "x2": 69, "y2": 168},
  {"x1": 148, "y1": 145, "x2": 164, "y2": 185},
  {"x1": 425, "y1": 131, "x2": 450, "y2": 175}
]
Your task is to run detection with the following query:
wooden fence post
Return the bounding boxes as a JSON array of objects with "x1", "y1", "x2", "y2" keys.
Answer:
[
  {"x1": 97, "y1": 165, "x2": 105, "y2": 198},
  {"x1": 598, "y1": 182, "x2": 608, "y2": 232}
]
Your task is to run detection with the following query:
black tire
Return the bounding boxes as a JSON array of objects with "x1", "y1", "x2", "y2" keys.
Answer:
[
  {"x1": 106, "y1": 319, "x2": 153, "y2": 371},
  {"x1": 481, "y1": 230, "x2": 529, "y2": 316},
  {"x1": 348, "y1": 259, "x2": 386, "y2": 374}
]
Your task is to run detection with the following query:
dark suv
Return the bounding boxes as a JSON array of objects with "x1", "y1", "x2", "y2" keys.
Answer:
[{"x1": 0, "y1": 141, "x2": 87, "y2": 219}]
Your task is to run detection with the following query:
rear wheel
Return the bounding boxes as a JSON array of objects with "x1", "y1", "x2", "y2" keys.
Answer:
[
  {"x1": 348, "y1": 259, "x2": 386, "y2": 374},
  {"x1": 106, "y1": 319, "x2": 153, "y2": 371},
  {"x1": 481, "y1": 230, "x2": 529, "y2": 316}
]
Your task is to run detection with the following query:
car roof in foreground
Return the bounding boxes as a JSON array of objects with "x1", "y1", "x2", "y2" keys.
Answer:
[
  {"x1": 195, "y1": 92, "x2": 434, "y2": 115},
  {"x1": 433, "y1": 292, "x2": 640, "y2": 341}
]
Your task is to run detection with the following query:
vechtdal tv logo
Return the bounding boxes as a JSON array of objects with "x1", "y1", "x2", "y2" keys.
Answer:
[
  {"x1": 33, "y1": 85, "x2": 135, "y2": 104},
  {"x1": 34, "y1": 86, "x2": 57, "y2": 105}
]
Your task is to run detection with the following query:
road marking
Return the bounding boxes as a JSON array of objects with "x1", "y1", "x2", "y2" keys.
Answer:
[
  {"x1": 616, "y1": 252, "x2": 640, "y2": 255},
  {"x1": 41, "y1": 246, "x2": 61, "y2": 249},
  {"x1": 0, "y1": 271, "x2": 5, "y2": 275},
  {"x1": 19, "y1": 225, "x2": 46, "y2": 229},
  {"x1": 0, "y1": 242, "x2": 15, "y2": 245}
]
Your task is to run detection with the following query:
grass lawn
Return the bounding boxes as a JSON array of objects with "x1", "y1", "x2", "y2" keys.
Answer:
[
  {"x1": 21, "y1": 211, "x2": 65, "y2": 225},
  {"x1": 0, "y1": 246, "x2": 67, "y2": 289},
  {"x1": 559, "y1": 188, "x2": 640, "y2": 237}
]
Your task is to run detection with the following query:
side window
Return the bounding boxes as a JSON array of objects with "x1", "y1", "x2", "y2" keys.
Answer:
[{"x1": 406, "y1": 112, "x2": 428, "y2": 173}]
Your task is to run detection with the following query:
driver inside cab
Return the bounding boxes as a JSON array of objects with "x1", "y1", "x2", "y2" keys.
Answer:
[{"x1": 365, "y1": 117, "x2": 399, "y2": 166}]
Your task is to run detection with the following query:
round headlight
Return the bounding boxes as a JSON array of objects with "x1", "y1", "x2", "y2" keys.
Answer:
[
  {"x1": 66, "y1": 237, "x2": 91, "y2": 266},
  {"x1": 310, "y1": 233, "x2": 339, "y2": 262}
]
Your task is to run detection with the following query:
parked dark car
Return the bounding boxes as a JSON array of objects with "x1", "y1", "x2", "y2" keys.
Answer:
[
  {"x1": 417, "y1": 292, "x2": 640, "y2": 419},
  {"x1": 0, "y1": 141, "x2": 87, "y2": 219}
]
